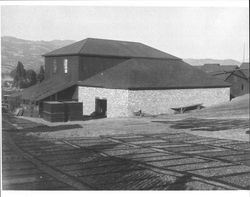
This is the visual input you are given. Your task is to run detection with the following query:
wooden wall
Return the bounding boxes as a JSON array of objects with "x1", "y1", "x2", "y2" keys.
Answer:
[{"x1": 44, "y1": 56, "x2": 79, "y2": 81}]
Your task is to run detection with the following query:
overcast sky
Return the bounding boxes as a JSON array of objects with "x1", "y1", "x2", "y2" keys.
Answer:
[{"x1": 1, "y1": 5, "x2": 249, "y2": 61}]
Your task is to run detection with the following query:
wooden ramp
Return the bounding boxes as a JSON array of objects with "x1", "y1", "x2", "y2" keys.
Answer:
[{"x1": 171, "y1": 103, "x2": 203, "y2": 114}]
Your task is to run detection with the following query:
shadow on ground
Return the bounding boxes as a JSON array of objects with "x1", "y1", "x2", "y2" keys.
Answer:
[
  {"x1": 153, "y1": 118, "x2": 249, "y2": 131},
  {"x1": 7, "y1": 132, "x2": 191, "y2": 190},
  {"x1": 5, "y1": 124, "x2": 83, "y2": 133},
  {"x1": 61, "y1": 145, "x2": 188, "y2": 190},
  {"x1": 2, "y1": 113, "x2": 82, "y2": 133}
]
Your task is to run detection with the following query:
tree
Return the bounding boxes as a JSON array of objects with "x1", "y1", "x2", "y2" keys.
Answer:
[
  {"x1": 26, "y1": 69, "x2": 37, "y2": 87},
  {"x1": 16, "y1": 61, "x2": 26, "y2": 78},
  {"x1": 12, "y1": 61, "x2": 27, "y2": 89},
  {"x1": 37, "y1": 66, "x2": 45, "y2": 83}
]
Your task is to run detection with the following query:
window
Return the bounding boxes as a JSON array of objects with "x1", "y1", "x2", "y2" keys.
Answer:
[
  {"x1": 53, "y1": 59, "x2": 57, "y2": 73},
  {"x1": 64, "y1": 59, "x2": 68, "y2": 74},
  {"x1": 241, "y1": 84, "x2": 244, "y2": 90}
]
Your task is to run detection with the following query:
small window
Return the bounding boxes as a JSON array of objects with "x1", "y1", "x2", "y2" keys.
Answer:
[
  {"x1": 53, "y1": 59, "x2": 57, "y2": 73},
  {"x1": 241, "y1": 84, "x2": 244, "y2": 90},
  {"x1": 64, "y1": 59, "x2": 68, "y2": 74}
]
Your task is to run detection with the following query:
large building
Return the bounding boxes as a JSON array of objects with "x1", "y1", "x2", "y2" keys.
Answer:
[{"x1": 20, "y1": 38, "x2": 230, "y2": 118}]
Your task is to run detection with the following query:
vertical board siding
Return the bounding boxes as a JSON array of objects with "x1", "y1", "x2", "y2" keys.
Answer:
[
  {"x1": 226, "y1": 71, "x2": 249, "y2": 98},
  {"x1": 44, "y1": 56, "x2": 79, "y2": 81}
]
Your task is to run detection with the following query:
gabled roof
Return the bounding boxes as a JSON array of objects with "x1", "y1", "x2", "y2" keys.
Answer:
[
  {"x1": 20, "y1": 77, "x2": 76, "y2": 101},
  {"x1": 44, "y1": 38, "x2": 180, "y2": 60},
  {"x1": 78, "y1": 58, "x2": 230, "y2": 89}
]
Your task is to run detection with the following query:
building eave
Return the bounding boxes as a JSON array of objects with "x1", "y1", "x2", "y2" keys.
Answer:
[
  {"x1": 43, "y1": 53, "x2": 182, "y2": 61},
  {"x1": 77, "y1": 84, "x2": 231, "y2": 90}
]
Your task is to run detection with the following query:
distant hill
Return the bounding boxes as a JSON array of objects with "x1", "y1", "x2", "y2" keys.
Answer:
[
  {"x1": 1, "y1": 36, "x2": 241, "y2": 74},
  {"x1": 1, "y1": 36, "x2": 74, "y2": 73},
  {"x1": 184, "y1": 58, "x2": 241, "y2": 66}
]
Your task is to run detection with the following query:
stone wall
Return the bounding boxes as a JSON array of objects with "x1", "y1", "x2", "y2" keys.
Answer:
[
  {"x1": 78, "y1": 86, "x2": 230, "y2": 117},
  {"x1": 128, "y1": 88, "x2": 230, "y2": 115},
  {"x1": 78, "y1": 87, "x2": 129, "y2": 117}
]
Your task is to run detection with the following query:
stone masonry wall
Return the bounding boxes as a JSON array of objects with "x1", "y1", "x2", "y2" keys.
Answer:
[
  {"x1": 128, "y1": 88, "x2": 230, "y2": 115},
  {"x1": 78, "y1": 87, "x2": 129, "y2": 118},
  {"x1": 78, "y1": 86, "x2": 230, "y2": 117}
]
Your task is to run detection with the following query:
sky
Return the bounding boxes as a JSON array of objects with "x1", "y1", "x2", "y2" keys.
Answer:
[{"x1": 1, "y1": 5, "x2": 249, "y2": 61}]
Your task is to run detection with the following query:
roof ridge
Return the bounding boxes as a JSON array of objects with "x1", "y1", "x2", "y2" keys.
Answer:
[
  {"x1": 43, "y1": 38, "x2": 88, "y2": 56},
  {"x1": 44, "y1": 37, "x2": 180, "y2": 59},
  {"x1": 83, "y1": 37, "x2": 141, "y2": 44},
  {"x1": 78, "y1": 38, "x2": 89, "y2": 54}
]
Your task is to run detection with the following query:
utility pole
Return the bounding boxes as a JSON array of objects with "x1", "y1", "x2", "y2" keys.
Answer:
[{"x1": 242, "y1": 42, "x2": 245, "y2": 63}]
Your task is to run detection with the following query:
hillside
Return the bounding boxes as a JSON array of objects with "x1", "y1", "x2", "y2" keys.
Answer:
[
  {"x1": 1, "y1": 36, "x2": 241, "y2": 74},
  {"x1": 163, "y1": 94, "x2": 249, "y2": 119},
  {"x1": 1, "y1": 36, "x2": 74, "y2": 73}
]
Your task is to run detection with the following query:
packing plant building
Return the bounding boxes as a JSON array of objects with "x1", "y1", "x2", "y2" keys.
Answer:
[{"x1": 19, "y1": 38, "x2": 230, "y2": 118}]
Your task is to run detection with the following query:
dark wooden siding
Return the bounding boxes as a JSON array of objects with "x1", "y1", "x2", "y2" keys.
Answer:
[
  {"x1": 226, "y1": 71, "x2": 249, "y2": 98},
  {"x1": 78, "y1": 56, "x2": 129, "y2": 81},
  {"x1": 45, "y1": 56, "x2": 79, "y2": 81},
  {"x1": 57, "y1": 86, "x2": 78, "y2": 101}
]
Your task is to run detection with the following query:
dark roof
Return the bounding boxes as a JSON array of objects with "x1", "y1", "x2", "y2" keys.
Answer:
[
  {"x1": 44, "y1": 38, "x2": 180, "y2": 60},
  {"x1": 194, "y1": 66, "x2": 203, "y2": 70},
  {"x1": 20, "y1": 77, "x2": 76, "y2": 101},
  {"x1": 78, "y1": 58, "x2": 230, "y2": 89},
  {"x1": 199, "y1": 64, "x2": 238, "y2": 75},
  {"x1": 240, "y1": 62, "x2": 249, "y2": 69},
  {"x1": 211, "y1": 69, "x2": 249, "y2": 81},
  {"x1": 19, "y1": 59, "x2": 230, "y2": 101},
  {"x1": 212, "y1": 73, "x2": 232, "y2": 81},
  {"x1": 220, "y1": 65, "x2": 238, "y2": 72},
  {"x1": 239, "y1": 69, "x2": 249, "y2": 79},
  {"x1": 201, "y1": 64, "x2": 222, "y2": 73},
  {"x1": 239, "y1": 62, "x2": 249, "y2": 78}
]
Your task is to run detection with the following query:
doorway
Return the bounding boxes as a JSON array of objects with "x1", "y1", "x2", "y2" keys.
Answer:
[{"x1": 95, "y1": 98, "x2": 107, "y2": 116}]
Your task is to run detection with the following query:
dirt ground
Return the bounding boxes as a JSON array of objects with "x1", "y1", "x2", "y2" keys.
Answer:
[
  {"x1": 2, "y1": 94, "x2": 250, "y2": 190},
  {"x1": 21, "y1": 94, "x2": 249, "y2": 141},
  {"x1": 3, "y1": 113, "x2": 250, "y2": 190}
]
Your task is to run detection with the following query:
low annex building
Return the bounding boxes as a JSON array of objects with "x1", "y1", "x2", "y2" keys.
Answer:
[
  {"x1": 19, "y1": 38, "x2": 230, "y2": 118},
  {"x1": 198, "y1": 63, "x2": 249, "y2": 99}
]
